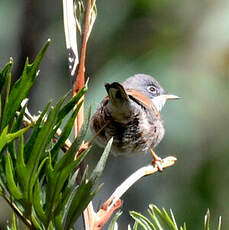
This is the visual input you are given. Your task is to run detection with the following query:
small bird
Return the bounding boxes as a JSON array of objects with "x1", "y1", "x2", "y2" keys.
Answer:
[{"x1": 90, "y1": 74, "x2": 179, "y2": 169}]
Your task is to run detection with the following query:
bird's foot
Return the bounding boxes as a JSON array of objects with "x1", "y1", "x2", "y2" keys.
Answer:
[{"x1": 150, "y1": 149, "x2": 163, "y2": 172}]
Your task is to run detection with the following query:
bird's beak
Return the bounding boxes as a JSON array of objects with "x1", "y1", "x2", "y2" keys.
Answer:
[{"x1": 164, "y1": 94, "x2": 181, "y2": 100}]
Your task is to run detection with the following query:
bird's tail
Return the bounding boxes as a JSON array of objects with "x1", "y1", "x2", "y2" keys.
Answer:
[
  {"x1": 105, "y1": 82, "x2": 129, "y2": 104},
  {"x1": 105, "y1": 82, "x2": 133, "y2": 123}
]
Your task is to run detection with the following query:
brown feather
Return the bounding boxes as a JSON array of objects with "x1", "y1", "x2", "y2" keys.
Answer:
[{"x1": 126, "y1": 89, "x2": 160, "y2": 118}]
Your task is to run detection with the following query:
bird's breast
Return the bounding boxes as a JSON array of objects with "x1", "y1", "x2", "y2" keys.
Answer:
[{"x1": 90, "y1": 101, "x2": 164, "y2": 156}]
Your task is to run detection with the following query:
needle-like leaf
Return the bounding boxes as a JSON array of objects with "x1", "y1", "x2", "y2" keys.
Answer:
[
  {"x1": 1, "y1": 40, "x2": 50, "y2": 130},
  {"x1": 0, "y1": 58, "x2": 13, "y2": 94},
  {"x1": 5, "y1": 152, "x2": 23, "y2": 200}
]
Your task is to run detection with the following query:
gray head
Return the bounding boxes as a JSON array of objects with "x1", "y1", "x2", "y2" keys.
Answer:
[{"x1": 123, "y1": 74, "x2": 179, "y2": 111}]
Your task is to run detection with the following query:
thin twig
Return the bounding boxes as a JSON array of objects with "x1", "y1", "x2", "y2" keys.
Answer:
[{"x1": 2, "y1": 193, "x2": 32, "y2": 228}]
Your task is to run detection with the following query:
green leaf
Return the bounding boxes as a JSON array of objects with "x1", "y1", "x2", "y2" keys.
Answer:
[
  {"x1": 15, "y1": 135, "x2": 28, "y2": 194},
  {"x1": 31, "y1": 213, "x2": 43, "y2": 230},
  {"x1": 45, "y1": 148, "x2": 89, "y2": 224},
  {"x1": 0, "y1": 160, "x2": 7, "y2": 192},
  {"x1": 19, "y1": 99, "x2": 61, "y2": 215},
  {"x1": 32, "y1": 39, "x2": 51, "y2": 72},
  {"x1": 90, "y1": 137, "x2": 113, "y2": 184},
  {"x1": 5, "y1": 153, "x2": 23, "y2": 200},
  {"x1": 16, "y1": 135, "x2": 25, "y2": 170},
  {"x1": 54, "y1": 112, "x2": 89, "y2": 172},
  {"x1": 11, "y1": 101, "x2": 27, "y2": 133},
  {"x1": 0, "y1": 126, "x2": 8, "y2": 153},
  {"x1": 33, "y1": 180, "x2": 46, "y2": 223},
  {"x1": 11, "y1": 211, "x2": 18, "y2": 230},
  {"x1": 130, "y1": 211, "x2": 156, "y2": 230},
  {"x1": 53, "y1": 186, "x2": 72, "y2": 220},
  {"x1": 62, "y1": 184, "x2": 78, "y2": 223},
  {"x1": 217, "y1": 217, "x2": 222, "y2": 230},
  {"x1": 33, "y1": 157, "x2": 48, "y2": 187},
  {"x1": 27, "y1": 95, "x2": 65, "y2": 171},
  {"x1": 53, "y1": 170, "x2": 79, "y2": 218},
  {"x1": 7, "y1": 123, "x2": 31, "y2": 165},
  {"x1": 26, "y1": 98, "x2": 64, "y2": 204},
  {"x1": 180, "y1": 223, "x2": 187, "y2": 230},
  {"x1": 6, "y1": 211, "x2": 18, "y2": 230},
  {"x1": 53, "y1": 214, "x2": 63, "y2": 230},
  {"x1": 169, "y1": 209, "x2": 179, "y2": 230},
  {"x1": 63, "y1": 177, "x2": 97, "y2": 230},
  {"x1": 1, "y1": 40, "x2": 50, "y2": 130},
  {"x1": 150, "y1": 205, "x2": 178, "y2": 230},
  {"x1": 24, "y1": 102, "x2": 51, "y2": 160},
  {"x1": 57, "y1": 86, "x2": 87, "y2": 122},
  {"x1": 67, "y1": 169, "x2": 79, "y2": 189},
  {"x1": 7, "y1": 136, "x2": 16, "y2": 162},
  {"x1": 0, "y1": 58, "x2": 13, "y2": 94},
  {"x1": 204, "y1": 210, "x2": 210, "y2": 230},
  {"x1": 130, "y1": 205, "x2": 223, "y2": 230},
  {"x1": 63, "y1": 137, "x2": 112, "y2": 230},
  {"x1": 50, "y1": 100, "x2": 83, "y2": 160},
  {"x1": 7, "y1": 125, "x2": 31, "y2": 143},
  {"x1": 133, "y1": 222, "x2": 139, "y2": 230},
  {"x1": 4, "y1": 61, "x2": 12, "y2": 113},
  {"x1": 0, "y1": 125, "x2": 31, "y2": 154},
  {"x1": 0, "y1": 95, "x2": 1, "y2": 122},
  {"x1": 108, "y1": 210, "x2": 122, "y2": 230}
]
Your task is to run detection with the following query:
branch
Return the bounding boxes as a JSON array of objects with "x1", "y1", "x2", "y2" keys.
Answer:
[
  {"x1": 2, "y1": 193, "x2": 32, "y2": 228},
  {"x1": 92, "y1": 156, "x2": 177, "y2": 229},
  {"x1": 107, "y1": 156, "x2": 177, "y2": 210},
  {"x1": 63, "y1": 1, "x2": 96, "y2": 230},
  {"x1": 73, "y1": 0, "x2": 91, "y2": 135},
  {"x1": 62, "y1": 2, "x2": 177, "y2": 230}
]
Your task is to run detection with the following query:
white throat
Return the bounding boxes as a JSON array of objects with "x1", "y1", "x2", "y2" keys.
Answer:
[{"x1": 151, "y1": 95, "x2": 167, "y2": 111}]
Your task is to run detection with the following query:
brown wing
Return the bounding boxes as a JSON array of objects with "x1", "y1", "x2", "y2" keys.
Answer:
[{"x1": 126, "y1": 89, "x2": 160, "y2": 118}]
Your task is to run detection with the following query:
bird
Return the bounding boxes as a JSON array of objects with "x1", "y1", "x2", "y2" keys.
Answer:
[{"x1": 90, "y1": 74, "x2": 180, "y2": 170}]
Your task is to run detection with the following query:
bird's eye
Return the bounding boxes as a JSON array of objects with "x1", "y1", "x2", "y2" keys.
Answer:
[{"x1": 148, "y1": 86, "x2": 157, "y2": 94}]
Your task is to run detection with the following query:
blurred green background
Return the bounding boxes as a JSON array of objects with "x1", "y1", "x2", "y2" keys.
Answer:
[{"x1": 1, "y1": 0, "x2": 229, "y2": 229}]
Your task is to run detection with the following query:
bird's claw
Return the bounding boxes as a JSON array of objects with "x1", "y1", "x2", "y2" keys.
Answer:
[{"x1": 150, "y1": 149, "x2": 163, "y2": 172}]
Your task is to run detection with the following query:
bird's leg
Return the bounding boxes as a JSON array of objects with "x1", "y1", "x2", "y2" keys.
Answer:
[{"x1": 150, "y1": 149, "x2": 163, "y2": 172}]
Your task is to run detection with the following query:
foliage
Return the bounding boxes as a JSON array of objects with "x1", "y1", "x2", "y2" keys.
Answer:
[
  {"x1": 0, "y1": 17, "x2": 224, "y2": 230},
  {"x1": 0, "y1": 40, "x2": 113, "y2": 230},
  {"x1": 108, "y1": 204, "x2": 222, "y2": 230},
  {"x1": 73, "y1": 0, "x2": 97, "y2": 37}
]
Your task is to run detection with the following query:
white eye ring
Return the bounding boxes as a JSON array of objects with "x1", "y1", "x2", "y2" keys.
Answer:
[{"x1": 148, "y1": 86, "x2": 157, "y2": 93}]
